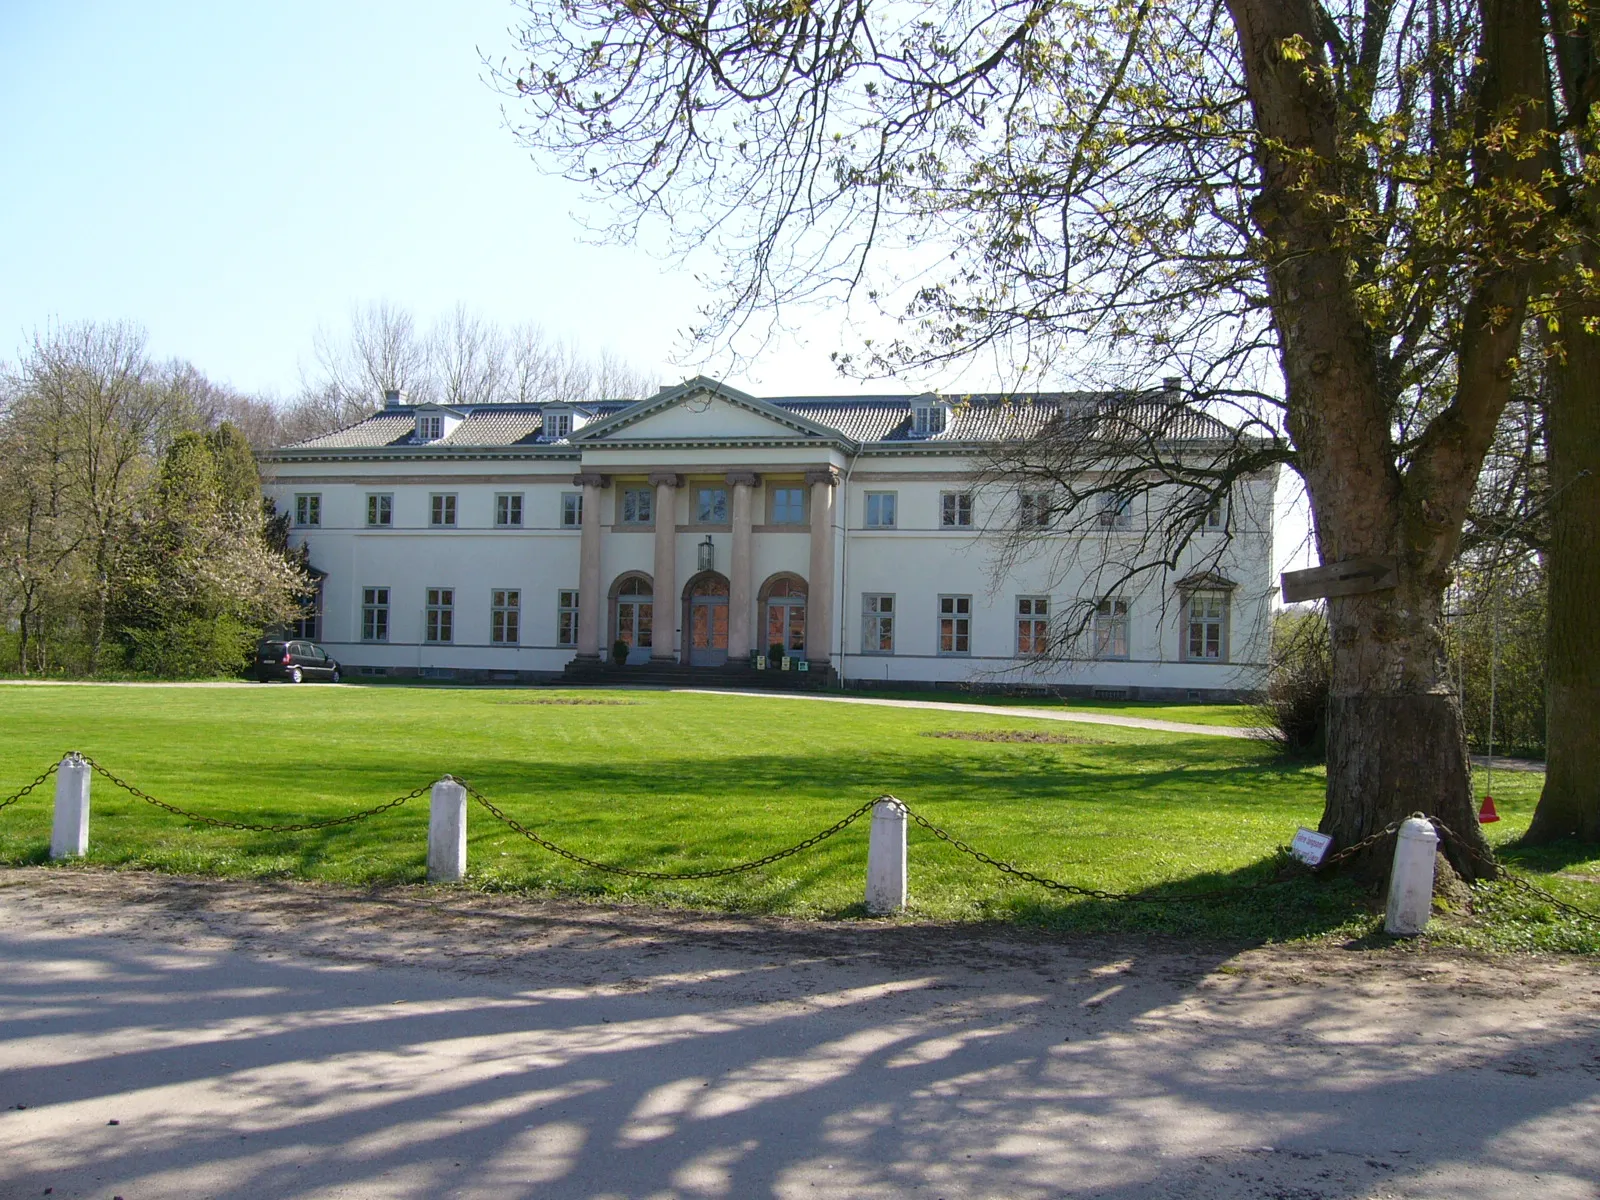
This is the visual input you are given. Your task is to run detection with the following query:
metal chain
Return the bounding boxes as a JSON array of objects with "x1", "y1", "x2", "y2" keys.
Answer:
[
  {"x1": 0, "y1": 762, "x2": 59, "y2": 814},
  {"x1": 1431, "y1": 818, "x2": 1600, "y2": 926},
  {"x1": 898, "y1": 804, "x2": 1402, "y2": 904},
  {"x1": 463, "y1": 781, "x2": 879, "y2": 880},
  {"x1": 80, "y1": 755, "x2": 428, "y2": 833}
]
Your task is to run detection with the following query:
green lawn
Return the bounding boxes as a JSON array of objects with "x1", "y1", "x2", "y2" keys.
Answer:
[{"x1": 0, "y1": 683, "x2": 1593, "y2": 951}]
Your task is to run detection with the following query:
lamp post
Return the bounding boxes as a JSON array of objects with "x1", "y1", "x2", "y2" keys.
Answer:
[{"x1": 698, "y1": 535, "x2": 715, "y2": 573}]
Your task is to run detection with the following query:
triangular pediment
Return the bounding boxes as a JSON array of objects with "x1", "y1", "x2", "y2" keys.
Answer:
[{"x1": 573, "y1": 377, "x2": 853, "y2": 446}]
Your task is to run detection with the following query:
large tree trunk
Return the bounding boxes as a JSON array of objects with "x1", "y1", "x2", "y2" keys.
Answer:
[
  {"x1": 1321, "y1": 584, "x2": 1487, "y2": 879},
  {"x1": 1227, "y1": 0, "x2": 1546, "y2": 880},
  {"x1": 1526, "y1": 301, "x2": 1600, "y2": 842}
]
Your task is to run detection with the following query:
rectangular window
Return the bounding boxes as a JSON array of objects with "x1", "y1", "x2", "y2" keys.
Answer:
[
  {"x1": 914, "y1": 405, "x2": 947, "y2": 436},
  {"x1": 1097, "y1": 493, "x2": 1134, "y2": 529},
  {"x1": 940, "y1": 492, "x2": 973, "y2": 528},
  {"x1": 557, "y1": 589, "x2": 580, "y2": 647},
  {"x1": 293, "y1": 581, "x2": 323, "y2": 641},
  {"x1": 294, "y1": 493, "x2": 321, "y2": 527},
  {"x1": 864, "y1": 491, "x2": 897, "y2": 529},
  {"x1": 495, "y1": 493, "x2": 524, "y2": 528},
  {"x1": 770, "y1": 486, "x2": 806, "y2": 525},
  {"x1": 430, "y1": 493, "x2": 457, "y2": 527},
  {"x1": 1186, "y1": 591, "x2": 1227, "y2": 661},
  {"x1": 426, "y1": 587, "x2": 454, "y2": 644},
  {"x1": 696, "y1": 487, "x2": 729, "y2": 524},
  {"x1": 1019, "y1": 491, "x2": 1051, "y2": 529},
  {"x1": 1202, "y1": 495, "x2": 1227, "y2": 531},
  {"x1": 620, "y1": 487, "x2": 653, "y2": 525},
  {"x1": 491, "y1": 589, "x2": 520, "y2": 645},
  {"x1": 938, "y1": 595, "x2": 972, "y2": 655},
  {"x1": 1016, "y1": 596, "x2": 1050, "y2": 656},
  {"x1": 366, "y1": 493, "x2": 393, "y2": 528},
  {"x1": 547, "y1": 412, "x2": 572, "y2": 440},
  {"x1": 361, "y1": 587, "x2": 389, "y2": 642},
  {"x1": 416, "y1": 414, "x2": 443, "y2": 442},
  {"x1": 862, "y1": 594, "x2": 895, "y2": 653},
  {"x1": 561, "y1": 492, "x2": 583, "y2": 527},
  {"x1": 1094, "y1": 598, "x2": 1130, "y2": 659}
]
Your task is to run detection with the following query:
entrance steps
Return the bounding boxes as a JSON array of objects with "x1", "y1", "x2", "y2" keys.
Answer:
[{"x1": 560, "y1": 658, "x2": 835, "y2": 691}]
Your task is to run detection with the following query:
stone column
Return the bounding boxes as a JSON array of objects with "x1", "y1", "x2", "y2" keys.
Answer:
[
  {"x1": 806, "y1": 467, "x2": 839, "y2": 666},
  {"x1": 726, "y1": 471, "x2": 759, "y2": 659},
  {"x1": 574, "y1": 472, "x2": 607, "y2": 658},
  {"x1": 648, "y1": 472, "x2": 682, "y2": 661}
]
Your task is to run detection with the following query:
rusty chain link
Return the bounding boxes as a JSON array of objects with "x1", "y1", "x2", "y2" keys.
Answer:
[
  {"x1": 898, "y1": 802, "x2": 1403, "y2": 904},
  {"x1": 1431, "y1": 818, "x2": 1600, "y2": 926},
  {"x1": 81, "y1": 755, "x2": 428, "y2": 833},
  {"x1": 0, "y1": 762, "x2": 59, "y2": 814},
  {"x1": 463, "y1": 780, "x2": 878, "y2": 880}
]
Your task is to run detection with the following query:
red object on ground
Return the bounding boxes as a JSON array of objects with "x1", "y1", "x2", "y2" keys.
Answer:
[{"x1": 1478, "y1": 795, "x2": 1501, "y2": 823}]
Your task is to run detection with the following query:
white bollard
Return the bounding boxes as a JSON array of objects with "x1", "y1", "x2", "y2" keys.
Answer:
[
  {"x1": 865, "y1": 797, "x2": 907, "y2": 915},
  {"x1": 427, "y1": 777, "x2": 468, "y2": 883},
  {"x1": 1384, "y1": 816, "x2": 1439, "y2": 937},
  {"x1": 49, "y1": 753, "x2": 92, "y2": 859}
]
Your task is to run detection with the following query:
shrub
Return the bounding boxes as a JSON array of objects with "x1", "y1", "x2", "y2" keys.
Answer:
[
  {"x1": 1255, "y1": 608, "x2": 1330, "y2": 757},
  {"x1": 612, "y1": 639, "x2": 632, "y2": 665}
]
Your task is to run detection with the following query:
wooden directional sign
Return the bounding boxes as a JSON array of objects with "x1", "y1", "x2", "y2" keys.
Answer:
[{"x1": 1280, "y1": 556, "x2": 1398, "y2": 603}]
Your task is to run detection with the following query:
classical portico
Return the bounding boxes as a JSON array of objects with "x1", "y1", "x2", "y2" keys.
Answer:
[{"x1": 568, "y1": 460, "x2": 839, "y2": 670}]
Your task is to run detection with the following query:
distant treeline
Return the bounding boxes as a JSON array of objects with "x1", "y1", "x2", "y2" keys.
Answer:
[{"x1": 0, "y1": 311, "x2": 653, "y2": 678}]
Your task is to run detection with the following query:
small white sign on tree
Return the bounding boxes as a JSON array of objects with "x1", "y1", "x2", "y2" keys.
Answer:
[{"x1": 1289, "y1": 827, "x2": 1334, "y2": 867}]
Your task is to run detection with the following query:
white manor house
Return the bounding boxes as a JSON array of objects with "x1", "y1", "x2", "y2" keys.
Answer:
[{"x1": 259, "y1": 377, "x2": 1276, "y2": 697}]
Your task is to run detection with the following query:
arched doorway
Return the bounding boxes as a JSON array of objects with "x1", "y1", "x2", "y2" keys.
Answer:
[
  {"x1": 761, "y1": 574, "x2": 808, "y2": 659},
  {"x1": 684, "y1": 572, "x2": 730, "y2": 667},
  {"x1": 609, "y1": 573, "x2": 654, "y2": 665}
]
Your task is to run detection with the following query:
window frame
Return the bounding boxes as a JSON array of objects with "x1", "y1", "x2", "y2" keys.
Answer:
[
  {"x1": 769, "y1": 485, "x2": 807, "y2": 525},
  {"x1": 1096, "y1": 493, "x2": 1134, "y2": 530},
  {"x1": 619, "y1": 487, "x2": 654, "y2": 527},
  {"x1": 939, "y1": 491, "x2": 973, "y2": 528},
  {"x1": 294, "y1": 493, "x2": 321, "y2": 528},
  {"x1": 1018, "y1": 491, "x2": 1052, "y2": 529},
  {"x1": 695, "y1": 486, "x2": 730, "y2": 525},
  {"x1": 361, "y1": 586, "x2": 390, "y2": 643},
  {"x1": 429, "y1": 493, "x2": 458, "y2": 528},
  {"x1": 560, "y1": 492, "x2": 583, "y2": 528},
  {"x1": 495, "y1": 492, "x2": 524, "y2": 529},
  {"x1": 938, "y1": 594, "x2": 972, "y2": 656},
  {"x1": 1183, "y1": 590, "x2": 1229, "y2": 662},
  {"x1": 913, "y1": 404, "x2": 948, "y2": 437},
  {"x1": 490, "y1": 588, "x2": 521, "y2": 645},
  {"x1": 1201, "y1": 494, "x2": 1228, "y2": 532},
  {"x1": 864, "y1": 491, "x2": 897, "y2": 529},
  {"x1": 1015, "y1": 595, "x2": 1050, "y2": 657},
  {"x1": 861, "y1": 593, "x2": 895, "y2": 654},
  {"x1": 557, "y1": 589, "x2": 580, "y2": 647},
  {"x1": 425, "y1": 587, "x2": 455, "y2": 645},
  {"x1": 416, "y1": 414, "x2": 443, "y2": 442},
  {"x1": 1093, "y1": 598, "x2": 1131, "y2": 660},
  {"x1": 366, "y1": 492, "x2": 393, "y2": 528}
]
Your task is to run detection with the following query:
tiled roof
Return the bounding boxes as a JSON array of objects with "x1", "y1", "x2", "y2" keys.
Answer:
[{"x1": 274, "y1": 390, "x2": 1231, "y2": 452}]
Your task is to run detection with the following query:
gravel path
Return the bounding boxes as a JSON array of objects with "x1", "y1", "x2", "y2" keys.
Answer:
[{"x1": 1, "y1": 868, "x2": 1594, "y2": 1199}]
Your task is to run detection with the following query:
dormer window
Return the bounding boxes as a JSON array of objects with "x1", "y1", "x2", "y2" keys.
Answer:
[
  {"x1": 912, "y1": 400, "x2": 949, "y2": 438},
  {"x1": 413, "y1": 407, "x2": 462, "y2": 443},
  {"x1": 542, "y1": 406, "x2": 584, "y2": 441}
]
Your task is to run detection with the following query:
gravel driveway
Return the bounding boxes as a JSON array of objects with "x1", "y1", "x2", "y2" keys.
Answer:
[{"x1": 1, "y1": 868, "x2": 1595, "y2": 1200}]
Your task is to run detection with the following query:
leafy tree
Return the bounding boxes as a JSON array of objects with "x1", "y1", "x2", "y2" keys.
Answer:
[{"x1": 500, "y1": 0, "x2": 1561, "y2": 877}]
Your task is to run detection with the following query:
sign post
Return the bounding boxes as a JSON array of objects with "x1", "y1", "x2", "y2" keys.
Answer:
[{"x1": 1280, "y1": 556, "x2": 1398, "y2": 604}]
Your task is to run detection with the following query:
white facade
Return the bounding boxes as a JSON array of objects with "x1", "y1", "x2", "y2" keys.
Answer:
[{"x1": 260, "y1": 379, "x2": 1276, "y2": 697}]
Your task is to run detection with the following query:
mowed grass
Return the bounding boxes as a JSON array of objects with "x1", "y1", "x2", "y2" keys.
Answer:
[
  {"x1": 866, "y1": 690, "x2": 1256, "y2": 727},
  {"x1": 0, "y1": 684, "x2": 1594, "y2": 950}
]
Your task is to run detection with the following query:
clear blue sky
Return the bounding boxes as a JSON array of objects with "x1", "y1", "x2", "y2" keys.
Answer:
[{"x1": 0, "y1": 0, "x2": 1313, "y2": 576}]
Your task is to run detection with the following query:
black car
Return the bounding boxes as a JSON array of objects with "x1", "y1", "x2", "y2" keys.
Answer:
[{"x1": 256, "y1": 639, "x2": 342, "y2": 683}]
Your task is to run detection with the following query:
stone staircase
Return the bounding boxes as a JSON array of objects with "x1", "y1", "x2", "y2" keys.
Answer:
[{"x1": 561, "y1": 657, "x2": 835, "y2": 691}]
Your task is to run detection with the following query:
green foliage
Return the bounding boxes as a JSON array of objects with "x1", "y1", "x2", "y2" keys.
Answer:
[
  {"x1": 205, "y1": 421, "x2": 261, "y2": 515},
  {"x1": 1255, "y1": 609, "x2": 1331, "y2": 757},
  {"x1": 122, "y1": 614, "x2": 258, "y2": 678},
  {"x1": 0, "y1": 686, "x2": 1591, "y2": 950},
  {"x1": 1448, "y1": 564, "x2": 1546, "y2": 757}
]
